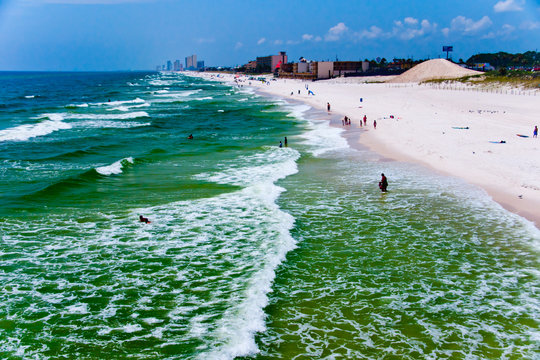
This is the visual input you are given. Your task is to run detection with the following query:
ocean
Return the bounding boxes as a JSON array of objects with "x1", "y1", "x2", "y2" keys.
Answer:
[{"x1": 0, "y1": 71, "x2": 538, "y2": 359}]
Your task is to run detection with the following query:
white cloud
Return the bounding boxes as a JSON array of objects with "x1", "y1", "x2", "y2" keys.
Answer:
[
  {"x1": 356, "y1": 25, "x2": 383, "y2": 40},
  {"x1": 442, "y1": 27, "x2": 450, "y2": 37},
  {"x1": 481, "y1": 24, "x2": 515, "y2": 39},
  {"x1": 325, "y1": 22, "x2": 349, "y2": 41},
  {"x1": 404, "y1": 17, "x2": 418, "y2": 26},
  {"x1": 235, "y1": 42, "x2": 243, "y2": 50},
  {"x1": 494, "y1": 0, "x2": 524, "y2": 12},
  {"x1": 391, "y1": 18, "x2": 437, "y2": 40},
  {"x1": 449, "y1": 15, "x2": 492, "y2": 34},
  {"x1": 500, "y1": 23, "x2": 515, "y2": 35},
  {"x1": 257, "y1": 38, "x2": 266, "y2": 45},
  {"x1": 274, "y1": 39, "x2": 283, "y2": 45},
  {"x1": 520, "y1": 20, "x2": 540, "y2": 30},
  {"x1": 302, "y1": 34, "x2": 314, "y2": 41},
  {"x1": 314, "y1": 36, "x2": 322, "y2": 42}
]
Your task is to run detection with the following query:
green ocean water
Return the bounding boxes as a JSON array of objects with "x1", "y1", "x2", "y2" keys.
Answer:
[{"x1": 0, "y1": 72, "x2": 538, "y2": 359}]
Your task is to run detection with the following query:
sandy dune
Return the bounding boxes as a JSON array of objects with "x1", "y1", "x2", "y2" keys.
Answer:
[{"x1": 387, "y1": 59, "x2": 483, "y2": 83}]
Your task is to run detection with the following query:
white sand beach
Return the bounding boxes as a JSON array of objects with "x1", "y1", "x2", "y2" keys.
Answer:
[{"x1": 196, "y1": 71, "x2": 540, "y2": 228}]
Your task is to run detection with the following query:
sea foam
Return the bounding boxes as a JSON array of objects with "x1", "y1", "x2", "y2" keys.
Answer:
[
  {"x1": 95, "y1": 157, "x2": 134, "y2": 176},
  {"x1": 91, "y1": 98, "x2": 146, "y2": 107},
  {"x1": 51, "y1": 112, "x2": 150, "y2": 120},
  {"x1": 0, "y1": 116, "x2": 71, "y2": 142}
]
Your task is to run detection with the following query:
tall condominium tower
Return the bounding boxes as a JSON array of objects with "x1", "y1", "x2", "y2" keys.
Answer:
[{"x1": 185, "y1": 54, "x2": 197, "y2": 70}]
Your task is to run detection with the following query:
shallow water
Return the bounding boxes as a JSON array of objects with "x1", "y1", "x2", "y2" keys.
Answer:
[{"x1": 0, "y1": 72, "x2": 538, "y2": 359}]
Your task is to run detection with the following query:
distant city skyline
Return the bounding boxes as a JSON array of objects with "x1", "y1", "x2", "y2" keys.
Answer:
[{"x1": 0, "y1": 0, "x2": 538, "y2": 71}]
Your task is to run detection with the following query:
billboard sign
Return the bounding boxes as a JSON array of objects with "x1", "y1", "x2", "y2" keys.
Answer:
[{"x1": 443, "y1": 46, "x2": 453, "y2": 52}]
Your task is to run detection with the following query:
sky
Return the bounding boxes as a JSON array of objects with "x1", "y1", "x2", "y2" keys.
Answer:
[{"x1": 0, "y1": 0, "x2": 539, "y2": 70}]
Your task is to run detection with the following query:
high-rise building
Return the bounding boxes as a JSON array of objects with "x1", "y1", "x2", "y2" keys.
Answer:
[
  {"x1": 156, "y1": 65, "x2": 161, "y2": 72},
  {"x1": 166, "y1": 60, "x2": 172, "y2": 71},
  {"x1": 185, "y1": 54, "x2": 197, "y2": 70},
  {"x1": 173, "y1": 60, "x2": 181, "y2": 71},
  {"x1": 197, "y1": 61, "x2": 205, "y2": 70}
]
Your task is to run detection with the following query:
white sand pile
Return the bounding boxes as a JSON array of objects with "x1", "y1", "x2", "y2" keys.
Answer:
[{"x1": 387, "y1": 59, "x2": 483, "y2": 83}]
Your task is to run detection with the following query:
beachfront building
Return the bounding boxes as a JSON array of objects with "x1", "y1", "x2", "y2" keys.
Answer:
[
  {"x1": 173, "y1": 60, "x2": 182, "y2": 71},
  {"x1": 166, "y1": 60, "x2": 172, "y2": 71},
  {"x1": 313, "y1": 61, "x2": 334, "y2": 79},
  {"x1": 197, "y1": 61, "x2": 205, "y2": 70},
  {"x1": 245, "y1": 60, "x2": 257, "y2": 72},
  {"x1": 333, "y1": 61, "x2": 369, "y2": 76},
  {"x1": 185, "y1": 54, "x2": 197, "y2": 70},
  {"x1": 256, "y1": 51, "x2": 288, "y2": 73},
  {"x1": 279, "y1": 60, "x2": 370, "y2": 80}
]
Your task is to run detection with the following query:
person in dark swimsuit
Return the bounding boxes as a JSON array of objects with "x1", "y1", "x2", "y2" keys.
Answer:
[
  {"x1": 379, "y1": 173, "x2": 388, "y2": 192},
  {"x1": 139, "y1": 215, "x2": 151, "y2": 224}
]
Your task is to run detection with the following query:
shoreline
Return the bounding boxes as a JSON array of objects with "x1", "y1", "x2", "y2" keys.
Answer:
[{"x1": 195, "y1": 72, "x2": 540, "y2": 229}]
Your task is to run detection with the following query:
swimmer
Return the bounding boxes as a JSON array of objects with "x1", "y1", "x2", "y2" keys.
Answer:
[
  {"x1": 139, "y1": 215, "x2": 151, "y2": 224},
  {"x1": 188, "y1": 134, "x2": 193, "y2": 139}
]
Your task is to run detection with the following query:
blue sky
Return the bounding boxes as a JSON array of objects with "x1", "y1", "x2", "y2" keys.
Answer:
[{"x1": 0, "y1": 0, "x2": 538, "y2": 70}]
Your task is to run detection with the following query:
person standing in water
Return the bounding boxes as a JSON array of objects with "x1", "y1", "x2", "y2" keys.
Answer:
[
  {"x1": 279, "y1": 141, "x2": 283, "y2": 148},
  {"x1": 379, "y1": 173, "x2": 388, "y2": 192},
  {"x1": 284, "y1": 137, "x2": 288, "y2": 146}
]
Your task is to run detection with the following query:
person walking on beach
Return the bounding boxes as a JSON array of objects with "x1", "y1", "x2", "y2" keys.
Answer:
[
  {"x1": 327, "y1": 103, "x2": 331, "y2": 112},
  {"x1": 373, "y1": 119, "x2": 377, "y2": 129},
  {"x1": 534, "y1": 126, "x2": 538, "y2": 138},
  {"x1": 379, "y1": 173, "x2": 388, "y2": 192},
  {"x1": 363, "y1": 115, "x2": 367, "y2": 126}
]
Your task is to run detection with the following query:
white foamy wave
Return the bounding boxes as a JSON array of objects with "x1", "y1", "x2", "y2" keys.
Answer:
[
  {"x1": 148, "y1": 79, "x2": 175, "y2": 86},
  {"x1": 155, "y1": 90, "x2": 169, "y2": 94},
  {"x1": 52, "y1": 112, "x2": 149, "y2": 120},
  {"x1": 92, "y1": 98, "x2": 146, "y2": 107},
  {"x1": 286, "y1": 103, "x2": 311, "y2": 120},
  {"x1": 108, "y1": 103, "x2": 150, "y2": 112},
  {"x1": 299, "y1": 119, "x2": 350, "y2": 156},
  {"x1": 0, "y1": 117, "x2": 71, "y2": 142},
  {"x1": 130, "y1": 178, "x2": 297, "y2": 359},
  {"x1": 96, "y1": 157, "x2": 134, "y2": 176},
  {"x1": 73, "y1": 120, "x2": 150, "y2": 129},
  {"x1": 194, "y1": 147, "x2": 300, "y2": 187},
  {"x1": 194, "y1": 96, "x2": 213, "y2": 101},
  {"x1": 108, "y1": 106, "x2": 130, "y2": 112},
  {"x1": 66, "y1": 103, "x2": 89, "y2": 108},
  {"x1": 154, "y1": 89, "x2": 202, "y2": 98},
  {"x1": 25, "y1": 95, "x2": 35, "y2": 99}
]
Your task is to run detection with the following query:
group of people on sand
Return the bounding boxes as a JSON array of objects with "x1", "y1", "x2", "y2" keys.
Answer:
[{"x1": 340, "y1": 114, "x2": 375, "y2": 128}]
